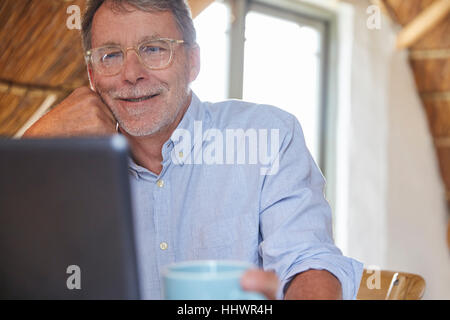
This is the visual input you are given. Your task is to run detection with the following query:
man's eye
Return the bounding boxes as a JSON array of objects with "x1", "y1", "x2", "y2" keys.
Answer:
[
  {"x1": 142, "y1": 46, "x2": 165, "y2": 54},
  {"x1": 102, "y1": 51, "x2": 122, "y2": 61}
]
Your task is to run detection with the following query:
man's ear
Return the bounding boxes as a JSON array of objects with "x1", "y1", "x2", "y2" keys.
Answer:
[
  {"x1": 86, "y1": 64, "x2": 97, "y2": 92},
  {"x1": 188, "y1": 44, "x2": 200, "y2": 83}
]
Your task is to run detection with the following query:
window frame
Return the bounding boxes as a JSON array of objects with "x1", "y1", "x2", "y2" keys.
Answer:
[
  {"x1": 201, "y1": 0, "x2": 338, "y2": 220},
  {"x1": 223, "y1": 0, "x2": 337, "y2": 214}
]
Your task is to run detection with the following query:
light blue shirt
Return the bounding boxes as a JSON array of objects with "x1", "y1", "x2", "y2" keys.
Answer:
[{"x1": 128, "y1": 92, "x2": 363, "y2": 299}]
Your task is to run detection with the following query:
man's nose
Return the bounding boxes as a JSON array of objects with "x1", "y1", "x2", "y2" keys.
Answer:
[{"x1": 121, "y1": 49, "x2": 147, "y2": 85}]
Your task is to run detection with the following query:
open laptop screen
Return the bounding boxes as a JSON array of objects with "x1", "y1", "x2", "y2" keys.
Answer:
[{"x1": 0, "y1": 136, "x2": 140, "y2": 299}]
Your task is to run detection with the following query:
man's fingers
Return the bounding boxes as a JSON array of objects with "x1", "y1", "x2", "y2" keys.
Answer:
[
  {"x1": 240, "y1": 269, "x2": 279, "y2": 300},
  {"x1": 95, "y1": 93, "x2": 117, "y2": 124},
  {"x1": 75, "y1": 86, "x2": 116, "y2": 124},
  {"x1": 23, "y1": 86, "x2": 119, "y2": 137},
  {"x1": 89, "y1": 93, "x2": 117, "y2": 124}
]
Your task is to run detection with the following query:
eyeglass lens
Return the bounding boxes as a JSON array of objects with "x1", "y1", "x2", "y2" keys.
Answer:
[{"x1": 91, "y1": 40, "x2": 173, "y2": 75}]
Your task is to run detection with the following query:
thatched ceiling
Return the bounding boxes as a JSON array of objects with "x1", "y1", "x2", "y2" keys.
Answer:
[
  {"x1": 0, "y1": 0, "x2": 213, "y2": 137},
  {"x1": 379, "y1": 0, "x2": 450, "y2": 209},
  {"x1": 0, "y1": 0, "x2": 87, "y2": 136}
]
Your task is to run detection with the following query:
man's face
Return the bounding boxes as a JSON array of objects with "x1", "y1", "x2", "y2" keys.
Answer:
[{"x1": 90, "y1": 2, "x2": 199, "y2": 136}]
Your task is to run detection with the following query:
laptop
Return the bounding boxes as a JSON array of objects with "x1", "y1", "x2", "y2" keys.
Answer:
[{"x1": 0, "y1": 136, "x2": 140, "y2": 299}]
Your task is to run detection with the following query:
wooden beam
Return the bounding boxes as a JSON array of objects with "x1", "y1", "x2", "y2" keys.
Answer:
[
  {"x1": 371, "y1": 0, "x2": 397, "y2": 22},
  {"x1": 371, "y1": 0, "x2": 388, "y2": 16},
  {"x1": 188, "y1": 0, "x2": 215, "y2": 18},
  {"x1": 396, "y1": 0, "x2": 450, "y2": 50},
  {"x1": 0, "y1": 79, "x2": 72, "y2": 97},
  {"x1": 421, "y1": 91, "x2": 450, "y2": 102},
  {"x1": 13, "y1": 94, "x2": 58, "y2": 138},
  {"x1": 435, "y1": 137, "x2": 450, "y2": 148},
  {"x1": 410, "y1": 48, "x2": 450, "y2": 60}
]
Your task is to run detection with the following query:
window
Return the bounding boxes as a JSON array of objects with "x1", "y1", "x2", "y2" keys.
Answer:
[
  {"x1": 192, "y1": 0, "x2": 331, "y2": 170},
  {"x1": 243, "y1": 8, "x2": 324, "y2": 163},
  {"x1": 191, "y1": 1, "x2": 230, "y2": 102}
]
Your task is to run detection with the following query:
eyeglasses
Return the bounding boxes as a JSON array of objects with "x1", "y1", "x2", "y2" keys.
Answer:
[{"x1": 85, "y1": 38, "x2": 186, "y2": 76}]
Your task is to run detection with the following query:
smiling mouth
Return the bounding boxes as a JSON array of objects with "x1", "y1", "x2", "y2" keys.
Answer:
[{"x1": 119, "y1": 93, "x2": 159, "y2": 102}]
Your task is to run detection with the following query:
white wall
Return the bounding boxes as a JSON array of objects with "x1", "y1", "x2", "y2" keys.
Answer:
[
  {"x1": 332, "y1": 0, "x2": 450, "y2": 299},
  {"x1": 386, "y1": 49, "x2": 450, "y2": 299}
]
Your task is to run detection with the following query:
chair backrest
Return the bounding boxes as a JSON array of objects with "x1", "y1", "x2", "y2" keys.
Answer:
[{"x1": 357, "y1": 269, "x2": 426, "y2": 300}]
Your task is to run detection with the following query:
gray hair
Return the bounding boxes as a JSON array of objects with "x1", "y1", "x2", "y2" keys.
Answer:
[{"x1": 81, "y1": 0, "x2": 196, "y2": 51}]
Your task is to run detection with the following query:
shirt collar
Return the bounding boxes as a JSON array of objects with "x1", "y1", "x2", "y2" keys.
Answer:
[
  {"x1": 166, "y1": 92, "x2": 209, "y2": 166},
  {"x1": 128, "y1": 91, "x2": 208, "y2": 173},
  {"x1": 170, "y1": 91, "x2": 204, "y2": 142}
]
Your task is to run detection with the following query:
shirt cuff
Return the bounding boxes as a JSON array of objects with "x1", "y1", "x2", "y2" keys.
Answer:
[{"x1": 277, "y1": 257, "x2": 364, "y2": 300}]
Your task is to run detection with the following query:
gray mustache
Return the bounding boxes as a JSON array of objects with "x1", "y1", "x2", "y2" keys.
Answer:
[{"x1": 109, "y1": 85, "x2": 166, "y2": 99}]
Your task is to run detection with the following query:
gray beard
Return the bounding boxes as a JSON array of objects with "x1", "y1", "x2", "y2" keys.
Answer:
[{"x1": 99, "y1": 84, "x2": 191, "y2": 137}]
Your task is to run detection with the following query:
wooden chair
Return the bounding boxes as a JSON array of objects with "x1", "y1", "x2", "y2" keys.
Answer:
[{"x1": 357, "y1": 269, "x2": 426, "y2": 300}]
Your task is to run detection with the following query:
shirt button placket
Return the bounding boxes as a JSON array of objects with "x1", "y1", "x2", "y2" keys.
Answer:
[
  {"x1": 154, "y1": 173, "x2": 172, "y2": 275},
  {"x1": 159, "y1": 242, "x2": 168, "y2": 250}
]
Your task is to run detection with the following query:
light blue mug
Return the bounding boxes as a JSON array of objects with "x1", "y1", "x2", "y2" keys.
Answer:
[{"x1": 162, "y1": 260, "x2": 266, "y2": 300}]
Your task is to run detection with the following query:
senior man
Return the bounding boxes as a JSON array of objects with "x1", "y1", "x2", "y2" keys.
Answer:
[{"x1": 24, "y1": 0, "x2": 363, "y2": 299}]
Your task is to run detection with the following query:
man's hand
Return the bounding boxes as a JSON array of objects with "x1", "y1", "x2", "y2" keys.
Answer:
[
  {"x1": 23, "y1": 87, "x2": 117, "y2": 138},
  {"x1": 240, "y1": 269, "x2": 279, "y2": 300}
]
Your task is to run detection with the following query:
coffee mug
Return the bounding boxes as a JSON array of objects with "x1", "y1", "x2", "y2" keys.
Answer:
[{"x1": 162, "y1": 260, "x2": 266, "y2": 300}]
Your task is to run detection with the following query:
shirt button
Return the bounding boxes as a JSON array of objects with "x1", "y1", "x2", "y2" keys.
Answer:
[
  {"x1": 159, "y1": 242, "x2": 168, "y2": 250},
  {"x1": 178, "y1": 151, "x2": 184, "y2": 158},
  {"x1": 156, "y1": 179, "x2": 164, "y2": 188}
]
